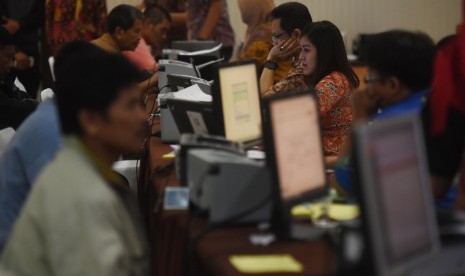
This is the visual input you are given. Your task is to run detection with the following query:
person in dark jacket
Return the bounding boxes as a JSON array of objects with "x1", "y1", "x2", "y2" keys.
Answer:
[
  {"x1": 1, "y1": 0, "x2": 45, "y2": 98},
  {"x1": 0, "y1": 27, "x2": 38, "y2": 130}
]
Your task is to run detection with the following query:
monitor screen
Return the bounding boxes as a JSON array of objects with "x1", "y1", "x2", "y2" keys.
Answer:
[
  {"x1": 353, "y1": 115, "x2": 439, "y2": 275},
  {"x1": 370, "y1": 122, "x2": 432, "y2": 264},
  {"x1": 216, "y1": 61, "x2": 262, "y2": 143},
  {"x1": 269, "y1": 94, "x2": 326, "y2": 201}
]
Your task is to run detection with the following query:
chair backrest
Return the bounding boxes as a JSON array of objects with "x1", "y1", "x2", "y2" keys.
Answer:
[
  {"x1": 40, "y1": 88, "x2": 55, "y2": 102},
  {"x1": 112, "y1": 160, "x2": 139, "y2": 195},
  {"x1": 0, "y1": 127, "x2": 15, "y2": 158},
  {"x1": 14, "y1": 78, "x2": 27, "y2": 93},
  {"x1": 48, "y1": 56, "x2": 55, "y2": 81}
]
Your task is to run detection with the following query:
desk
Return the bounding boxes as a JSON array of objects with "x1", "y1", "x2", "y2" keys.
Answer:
[
  {"x1": 189, "y1": 219, "x2": 336, "y2": 276},
  {"x1": 139, "y1": 114, "x2": 337, "y2": 275}
]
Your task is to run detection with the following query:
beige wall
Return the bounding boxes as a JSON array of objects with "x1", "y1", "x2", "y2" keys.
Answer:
[
  {"x1": 107, "y1": 0, "x2": 461, "y2": 52},
  {"x1": 228, "y1": 0, "x2": 461, "y2": 52}
]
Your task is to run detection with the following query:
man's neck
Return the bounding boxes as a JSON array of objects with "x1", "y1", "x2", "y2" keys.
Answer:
[{"x1": 80, "y1": 136, "x2": 120, "y2": 166}]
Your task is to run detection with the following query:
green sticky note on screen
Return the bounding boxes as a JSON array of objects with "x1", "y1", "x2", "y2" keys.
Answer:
[{"x1": 229, "y1": 254, "x2": 303, "y2": 273}]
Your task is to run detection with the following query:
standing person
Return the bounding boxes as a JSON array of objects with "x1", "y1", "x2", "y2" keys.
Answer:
[
  {"x1": 0, "y1": 27, "x2": 38, "y2": 130},
  {"x1": 0, "y1": 42, "x2": 150, "y2": 275},
  {"x1": 45, "y1": 0, "x2": 107, "y2": 55},
  {"x1": 237, "y1": 0, "x2": 290, "y2": 81},
  {"x1": 1, "y1": 0, "x2": 44, "y2": 98},
  {"x1": 260, "y1": 2, "x2": 312, "y2": 96},
  {"x1": 186, "y1": 0, "x2": 235, "y2": 61},
  {"x1": 298, "y1": 21, "x2": 359, "y2": 164}
]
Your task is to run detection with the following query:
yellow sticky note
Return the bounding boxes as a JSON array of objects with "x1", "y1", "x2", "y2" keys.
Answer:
[
  {"x1": 229, "y1": 254, "x2": 303, "y2": 273},
  {"x1": 328, "y1": 203, "x2": 360, "y2": 221},
  {"x1": 162, "y1": 151, "x2": 176, "y2": 160},
  {"x1": 291, "y1": 203, "x2": 359, "y2": 221}
]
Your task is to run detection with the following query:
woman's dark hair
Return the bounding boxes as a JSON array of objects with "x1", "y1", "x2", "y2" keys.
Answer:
[
  {"x1": 54, "y1": 42, "x2": 142, "y2": 136},
  {"x1": 301, "y1": 21, "x2": 359, "y2": 88},
  {"x1": 107, "y1": 4, "x2": 144, "y2": 34},
  {"x1": 271, "y1": 2, "x2": 312, "y2": 34}
]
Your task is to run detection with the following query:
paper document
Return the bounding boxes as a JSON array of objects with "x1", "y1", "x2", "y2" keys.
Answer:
[
  {"x1": 229, "y1": 254, "x2": 303, "y2": 273},
  {"x1": 162, "y1": 43, "x2": 222, "y2": 56},
  {"x1": 172, "y1": 84, "x2": 212, "y2": 102}
]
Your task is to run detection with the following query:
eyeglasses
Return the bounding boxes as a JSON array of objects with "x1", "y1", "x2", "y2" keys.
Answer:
[
  {"x1": 271, "y1": 32, "x2": 287, "y2": 42},
  {"x1": 363, "y1": 75, "x2": 384, "y2": 84}
]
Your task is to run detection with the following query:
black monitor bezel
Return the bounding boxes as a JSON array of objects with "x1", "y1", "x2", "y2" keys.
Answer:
[
  {"x1": 261, "y1": 90, "x2": 329, "y2": 238},
  {"x1": 352, "y1": 114, "x2": 440, "y2": 276}
]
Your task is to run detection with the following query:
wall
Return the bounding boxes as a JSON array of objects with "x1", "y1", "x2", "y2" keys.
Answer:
[
  {"x1": 228, "y1": 0, "x2": 461, "y2": 52},
  {"x1": 106, "y1": 0, "x2": 461, "y2": 52}
]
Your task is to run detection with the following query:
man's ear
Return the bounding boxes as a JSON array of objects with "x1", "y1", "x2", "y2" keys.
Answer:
[
  {"x1": 114, "y1": 26, "x2": 125, "y2": 40},
  {"x1": 386, "y1": 76, "x2": 401, "y2": 94},
  {"x1": 291, "y1": 28, "x2": 301, "y2": 39},
  {"x1": 78, "y1": 110, "x2": 102, "y2": 137}
]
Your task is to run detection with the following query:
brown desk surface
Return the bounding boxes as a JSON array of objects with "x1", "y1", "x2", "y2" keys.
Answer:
[{"x1": 140, "y1": 112, "x2": 337, "y2": 276}]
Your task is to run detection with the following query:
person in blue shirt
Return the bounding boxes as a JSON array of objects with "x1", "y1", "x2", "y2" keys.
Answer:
[
  {"x1": 334, "y1": 30, "x2": 436, "y2": 198},
  {"x1": 0, "y1": 41, "x2": 100, "y2": 254}
]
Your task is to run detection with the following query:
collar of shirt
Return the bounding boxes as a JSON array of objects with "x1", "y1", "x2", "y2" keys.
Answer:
[
  {"x1": 96, "y1": 33, "x2": 121, "y2": 54},
  {"x1": 373, "y1": 88, "x2": 431, "y2": 120},
  {"x1": 65, "y1": 136, "x2": 125, "y2": 186}
]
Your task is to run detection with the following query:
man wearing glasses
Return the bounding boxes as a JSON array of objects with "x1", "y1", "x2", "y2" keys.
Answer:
[{"x1": 260, "y1": 2, "x2": 312, "y2": 97}]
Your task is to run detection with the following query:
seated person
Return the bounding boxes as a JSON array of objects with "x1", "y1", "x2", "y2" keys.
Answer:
[
  {"x1": 92, "y1": 4, "x2": 158, "y2": 91},
  {"x1": 334, "y1": 30, "x2": 435, "y2": 195},
  {"x1": 298, "y1": 21, "x2": 359, "y2": 167},
  {"x1": 0, "y1": 43, "x2": 150, "y2": 275},
  {"x1": 260, "y1": 2, "x2": 312, "y2": 96},
  {"x1": 123, "y1": 5, "x2": 171, "y2": 72},
  {"x1": 0, "y1": 41, "x2": 98, "y2": 254},
  {"x1": 0, "y1": 27, "x2": 38, "y2": 130}
]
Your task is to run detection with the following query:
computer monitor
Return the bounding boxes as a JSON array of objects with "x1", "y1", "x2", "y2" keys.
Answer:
[
  {"x1": 262, "y1": 91, "x2": 328, "y2": 239},
  {"x1": 352, "y1": 114, "x2": 439, "y2": 276},
  {"x1": 212, "y1": 60, "x2": 262, "y2": 146}
]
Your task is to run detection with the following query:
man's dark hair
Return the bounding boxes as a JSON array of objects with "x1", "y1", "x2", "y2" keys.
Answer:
[
  {"x1": 302, "y1": 21, "x2": 359, "y2": 88},
  {"x1": 0, "y1": 27, "x2": 14, "y2": 49},
  {"x1": 144, "y1": 5, "x2": 172, "y2": 24},
  {"x1": 54, "y1": 42, "x2": 142, "y2": 136},
  {"x1": 107, "y1": 4, "x2": 144, "y2": 34},
  {"x1": 271, "y1": 2, "x2": 312, "y2": 34},
  {"x1": 53, "y1": 40, "x2": 106, "y2": 91},
  {"x1": 366, "y1": 30, "x2": 435, "y2": 92}
]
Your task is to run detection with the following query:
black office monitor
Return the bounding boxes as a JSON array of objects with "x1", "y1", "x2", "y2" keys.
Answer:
[
  {"x1": 352, "y1": 114, "x2": 439, "y2": 276},
  {"x1": 212, "y1": 60, "x2": 262, "y2": 147},
  {"x1": 171, "y1": 40, "x2": 218, "y2": 52},
  {"x1": 262, "y1": 91, "x2": 329, "y2": 239}
]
